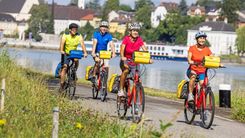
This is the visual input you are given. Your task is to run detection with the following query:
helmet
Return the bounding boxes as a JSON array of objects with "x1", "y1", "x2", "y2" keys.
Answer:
[
  {"x1": 69, "y1": 23, "x2": 79, "y2": 29},
  {"x1": 100, "y1": 21, "x2": 109, "y2": 28},
  {"x1": 195, "y1": 31, "x2": 207, "y2": 39},
  {"x1": 129, "y1": 22, "x2": 141, "y2": 30}
]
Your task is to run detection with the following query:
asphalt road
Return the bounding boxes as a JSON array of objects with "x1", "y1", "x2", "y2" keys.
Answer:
[{"x1": 49, "y1": 80, "x2": 245, "y2": 138}]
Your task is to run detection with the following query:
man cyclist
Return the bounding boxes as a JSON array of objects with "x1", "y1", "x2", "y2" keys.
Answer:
[
  {"x1": 59, "y1": 23, "x2": 88, "y2": 91},
  {"x1": 118, "y1": 22, "x2": 152, "y2": 97},
  {"x1": 91, "y1": 21, "x2": 116, "y2": 83},
  {"x1": 187, "y1": 31, "x2": 212, "y2": 102}
]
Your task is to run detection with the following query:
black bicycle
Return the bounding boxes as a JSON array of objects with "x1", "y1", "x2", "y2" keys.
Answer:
[{"x1": 62, "y1": 50, "x2": 83, "y2": 100}]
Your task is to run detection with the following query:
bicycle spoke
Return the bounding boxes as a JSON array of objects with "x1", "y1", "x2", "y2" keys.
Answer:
[{"x1": 201, "y1": 88, "x2": 215, "y2": 129}]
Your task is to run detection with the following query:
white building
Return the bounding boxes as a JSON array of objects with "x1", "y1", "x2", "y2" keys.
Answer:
[
  {"x1": 187, "y1": 21, "x2": 237, "y2": 55},
  {"x1": 151, "y1": 6, "x2": 167, "y2": 28},
  {"x1": 0, "y1": 0, "x2": 39, "y2": 39},
  {"x1": 78, "y1": 0, "x2": 86, "y2": 9}
]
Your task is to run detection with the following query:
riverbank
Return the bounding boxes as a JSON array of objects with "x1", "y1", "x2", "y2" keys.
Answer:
[{"x1": 0, "y1": 51, "x2": 170, "y2": 137}]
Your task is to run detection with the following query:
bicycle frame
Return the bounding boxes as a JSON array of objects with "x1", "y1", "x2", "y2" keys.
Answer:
[
  {"x1": 188, "y1": 69, "x2": 210, "y2": 110},
  {"x1": 125, "y1": 65, "x2": 142, "y2": 107},
  {"x1": 95, "y1": 60, "x2": 107, "y2": 90}
]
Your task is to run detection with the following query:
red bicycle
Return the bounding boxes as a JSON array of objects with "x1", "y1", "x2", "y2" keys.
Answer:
[
  {"x1": 117, "y1": 60, "x2": 146, "y2": 123},
  {"x1": 184, "y1": 66, "x2": 225, "y2": 129}
]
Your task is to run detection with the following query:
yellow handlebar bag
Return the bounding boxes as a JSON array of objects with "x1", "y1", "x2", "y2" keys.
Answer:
[
  {"x1": 203, "y1": 56, "x2": 220, "y2": 68},
  {"x1": 99, "y1": 51, "x2": 112, "y2": 59},
  {"x1": 133, "y1": 51, "x2": 151, "y2": 64}
]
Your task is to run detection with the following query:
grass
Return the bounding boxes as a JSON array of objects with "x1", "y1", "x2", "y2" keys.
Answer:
[
  {"x1": 0, "y1": 50, "x2": 172, "y2": 137},
  {"x1": 220, "y1": 54, "x2": 242, "y2": 63}
]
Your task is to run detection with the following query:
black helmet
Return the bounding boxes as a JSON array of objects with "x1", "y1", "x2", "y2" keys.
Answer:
[{"x1": 69, "y1": 23, "x2": 79, "y2": 29}]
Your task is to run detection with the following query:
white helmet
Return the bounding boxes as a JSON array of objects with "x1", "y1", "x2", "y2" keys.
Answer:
[
  {"x1": 129, "y1": 22, "x2": 141, "y2": 30},
  {"x1": 100, "y1": 21, "x2": 109, "y2": 28}
]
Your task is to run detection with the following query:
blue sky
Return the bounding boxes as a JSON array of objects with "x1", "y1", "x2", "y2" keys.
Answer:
[{"x1": 47, "y1": 0, "x2": 196, "y2": 7}]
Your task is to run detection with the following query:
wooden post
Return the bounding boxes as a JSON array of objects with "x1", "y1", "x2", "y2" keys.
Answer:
[
  {"x1": 1, "y1": 79, "x2": 5, "y2": 112},
  {"x1": 52, "y1": 107, "x2": 59, "y2": 138}
]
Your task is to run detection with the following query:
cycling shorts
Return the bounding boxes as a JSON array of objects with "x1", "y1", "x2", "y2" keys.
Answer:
[{"x1": 186, "y1": 69, "x2": 205, "y2": 81}]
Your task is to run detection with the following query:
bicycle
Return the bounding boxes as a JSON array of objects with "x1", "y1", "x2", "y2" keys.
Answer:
[
  {"x1": 61, "y1": 50, "x2": 83, "y2": 100},
  {"x1": 117, "y1": 59, "x2": 147, "y2": 123},
  {"x1": 91, "y1": 52, "x2": 111, "y2": 102},
  {"x1": 184, "y1": 63, "x2": 225, "y2": 129}
]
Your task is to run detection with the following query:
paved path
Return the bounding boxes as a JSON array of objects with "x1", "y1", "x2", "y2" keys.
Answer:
[{"x1": 49, "y1": 80, "x2": 245, "y2": 138}]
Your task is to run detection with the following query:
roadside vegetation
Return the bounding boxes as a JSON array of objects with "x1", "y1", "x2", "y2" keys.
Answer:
[{"x1": 0, "y1": 51, "x2": 174, "y2": 137}]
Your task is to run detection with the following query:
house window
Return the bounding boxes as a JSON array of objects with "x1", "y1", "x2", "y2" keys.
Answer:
[
  {"x1": 154, "y1": 47, "x2": 156, "y2": 50},
  {"x1": 162, "y1": 47, "x2": 165, "y2": 51},
  {"x1": 150, "y1": 47, "x2": 152, "y2": 50},
  {"x1": 158, "y1": 47, "x2": 160, "y2": 51}
]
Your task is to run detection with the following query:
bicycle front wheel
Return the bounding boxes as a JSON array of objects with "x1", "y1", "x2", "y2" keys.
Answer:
[
  {"x1": 67, "y1": 69, "x2": 76, "y2": 100},
  {"x1": 184, "y1": 98, "x2": 196, "y2": 124},
  {"x1": 201, "y1": 87, "x2": 215, "y2": 129},
  {"x1": 117, "y1": 84, "x2": 128, "y2": 118},
  {"x1": 132, "y1": 83, "x2": 145, "y2": 123},
  {"x1": 100, "y1": 72, "x2": 107, "y2": 102}
]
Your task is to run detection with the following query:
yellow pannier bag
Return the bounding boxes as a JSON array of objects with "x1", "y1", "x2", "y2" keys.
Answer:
[
  {"x1": 85, "y1": 66, "x2": 93, "y2": 80},
  {"x1": 108, "y1": 74, "x2": 120, "y2": 93},
  {"x1": 203, "y1": 56, "x2": 220, "y2": 68},
  {"x1": 99, "y1": 51, "x2": 112, "y2": 59},
  {"x1": 177, "y1": 80, "x2": 188, "y2": 99},
  {"x1": 133, "y1": 51, "x2": 151, "y2": 64}
]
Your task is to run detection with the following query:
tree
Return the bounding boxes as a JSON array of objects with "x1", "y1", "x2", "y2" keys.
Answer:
[
  {"x1": 179, "y1": 0, "x2": 188, "y2": 16},
  {"x1": 149, "y1": 12, "x2": 204, "y2": 44},
  {"x1": 80, "y1": 22, "x2": 95, "y2": 41},
  {"x1": 221, "y1": 0, "x2": 240, "y2": 24},
  {"x1": 135, "y1": 0, "x2": 154, "y2": 10},
  {"x1": 236, "y1": 26, "x2": 245, "y2": 56},
  {"x1": 135, "y1": 4, "x2": 152, "y2": 29},
  {"x1": 86, "y1": 0, "x2": 101, "y2": 11},
  {"x1": 119, "y1": 4, "x2": 132, "y2": 12},
  {"x1": 102, "y1": 0, "x2": 119, "y2": 20},
  {"x1": 70, "y1": 0, "x2": 78, "y2": 6},
  {"x1": 27, "y1": 4, "x2": 54, "y2": 41}
]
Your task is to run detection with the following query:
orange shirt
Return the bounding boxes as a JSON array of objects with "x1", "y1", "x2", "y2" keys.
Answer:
[{"x1": 188, "y1": 45, "x2": 212, "y2": 73}]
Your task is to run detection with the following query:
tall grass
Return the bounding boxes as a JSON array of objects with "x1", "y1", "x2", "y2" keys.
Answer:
[
  {"x1": 231, "y1": 91, "x2": 245, "y2": 122},
  {"x1": 0, "y1": 51, "x2": 166, "y2": 137}
]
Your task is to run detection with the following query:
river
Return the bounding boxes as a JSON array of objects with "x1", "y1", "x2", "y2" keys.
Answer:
[{"x1": 2, "y1": 47, "x2": 245, "y2": 92}]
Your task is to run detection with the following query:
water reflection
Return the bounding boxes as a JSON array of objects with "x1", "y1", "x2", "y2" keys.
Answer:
[{"x1": 2, "y1": 48, "x2": 245, "y2": 92}]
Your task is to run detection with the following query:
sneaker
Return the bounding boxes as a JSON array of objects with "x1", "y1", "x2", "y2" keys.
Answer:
[
  {"x1": 188, "y1": 93, "x2": 194, "y2": 102},
  {"x1": 118, "y1": 89, "x2": 125, "y2": 97}
]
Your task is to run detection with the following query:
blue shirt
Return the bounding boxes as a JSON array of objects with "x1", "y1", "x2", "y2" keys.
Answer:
[{"x1": 93, "y1": 31, "x2": 112, "y2": 53}]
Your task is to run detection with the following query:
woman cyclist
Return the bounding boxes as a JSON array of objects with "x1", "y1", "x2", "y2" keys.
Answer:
[
  {"x1": 187, "y1": 31, "x2": 212, "y2": 102},
  {"x1": 118, "y1": 22, "x2": 152, "y2": 97}
]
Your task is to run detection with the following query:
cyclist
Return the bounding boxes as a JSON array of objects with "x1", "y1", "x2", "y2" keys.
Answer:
[
  {"x1": 59, "y1": 23, "x2": 88, "y2": 91},
  {"x1": 118, "y1": 22, "x2": 152, "y2": 97},
  {"x1": 187, "y1": 31, "x2": 212, "y2": 102},
  {"x1": 91, "y1": 21, "x2": 116, "y2": 83}
]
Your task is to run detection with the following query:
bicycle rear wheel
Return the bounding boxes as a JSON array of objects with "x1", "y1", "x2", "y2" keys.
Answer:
[
  {"x1": 201, "y1": 87, "x2": 215, "y2": 129},
  {"x1": 100, "y1": 72, "x2": 107, "y2": 102},
  {"x1": 132, "y1": 83, "x2": 145, "y2": 123},
  {"x1": 184, "y1": 99, "x2": 196, "y2": 124}
]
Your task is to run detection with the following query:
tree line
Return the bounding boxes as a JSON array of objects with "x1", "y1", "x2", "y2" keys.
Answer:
[{"x1": 27, "y1": 0, "x2": 245, "y2": 55}]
